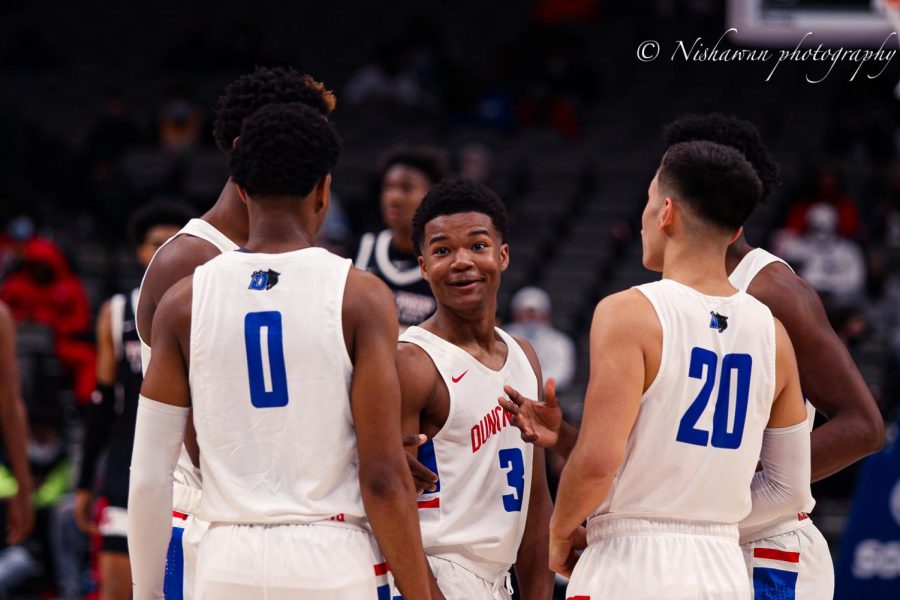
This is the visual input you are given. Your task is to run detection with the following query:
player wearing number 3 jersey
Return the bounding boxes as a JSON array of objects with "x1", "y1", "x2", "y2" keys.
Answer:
[
  {"x1": 397, "y1": 180, "x2": 554, "y2": 599},
  {"x1": 543, "y1": 142, "x2": 813, "y2": 600},
  {"x1": 127, "y1": 103, "x2": 436, "y2": 600}
]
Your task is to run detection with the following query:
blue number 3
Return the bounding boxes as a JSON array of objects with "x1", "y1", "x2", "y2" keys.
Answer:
[
  {"x1": 498, "y1": 448, "x2": 525, "y2": 512},
  {"x1": 244, "y1": 311, "x2": 289, "y2": 408},
  {"x1": 676, "y1": 347, "x2": 752, "y2": 450}
]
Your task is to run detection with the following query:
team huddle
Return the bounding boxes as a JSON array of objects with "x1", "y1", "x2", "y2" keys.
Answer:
[{"x1": 115, "y1": 68, "x2": 883, "y2": 600}]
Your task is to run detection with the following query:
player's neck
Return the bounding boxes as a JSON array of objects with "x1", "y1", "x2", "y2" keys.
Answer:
[
  {"x1": 427, "y1": 303, "x2": 499, "y2": 351},
  {"x1": 244, "y1": 207, "x2": 316, "y2": 254},
  {"x1": 201, "y1": 179, "x2": 250, "y2": 246},
  {"x1": 661, "y1": 241, "x2": 735, "y2": 296},
  {"x1": 725, "y1": 235, "x2": 755, "y2": 276},
  {"x1": 389, "y1": 227, "x2": 414, "y2": 255}
]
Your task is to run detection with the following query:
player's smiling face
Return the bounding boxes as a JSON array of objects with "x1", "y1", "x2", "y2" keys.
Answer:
[{"x1": 419, "y1": 211, "x2": 509, "y2": 311}]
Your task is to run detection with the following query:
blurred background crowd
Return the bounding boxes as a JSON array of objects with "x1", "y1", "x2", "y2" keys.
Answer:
[{"x1": 0, "y1": 0, "x2": 897, "y2": 597}]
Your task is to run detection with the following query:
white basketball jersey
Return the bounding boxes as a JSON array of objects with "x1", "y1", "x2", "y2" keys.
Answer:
[
  {"x1": 593, "y1": 279, "x2": 777, "y2": 525},
  {"x1": 399, "y1": 326, "x2": 538, "y2": 582},
  {"x1": 728, "y1": 247, "x2": 792, "y2": 293},
  {"x1": 189, "y1": 247, "x2": 363, "y2": 526},
  {"x1": 136, "y1": 218, "x2": 240, "y2": 506}
]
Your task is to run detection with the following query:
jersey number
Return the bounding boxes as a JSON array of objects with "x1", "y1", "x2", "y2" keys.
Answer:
[
  {"x1": 676, "y1": 347, "x2": 752, "y2": 450},
  {"x1": 244, "y1": 311, "x2": 289, "y2": 408},
  {"x1": 498, "y1": 448, "x2": 525, "y2": 512}
]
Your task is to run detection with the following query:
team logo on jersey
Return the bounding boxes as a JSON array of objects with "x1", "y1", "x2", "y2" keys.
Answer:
[
  {"x1": 709, "y1": 311, "x2": 728, "y2": 332},
  {"x1": 249, "y1": 269, "x2": 280, "y2": 290}
]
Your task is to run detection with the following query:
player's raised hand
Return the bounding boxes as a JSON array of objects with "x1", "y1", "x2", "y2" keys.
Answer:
[
  {"x1": 499, "y1": 378, "x2": 563, "y2": 448},
  {"x1": 402, "y1": 434, "x2": 438, "y2": 494}
]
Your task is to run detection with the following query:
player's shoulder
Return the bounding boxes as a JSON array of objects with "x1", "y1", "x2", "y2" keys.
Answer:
[
  {"x1": 594, "y1": 288, "x2": 655, "y2": 322},
  {"x1": 153, "y1": 275, "x2": 194, "y2": 332},
  {"x1": 747, "y1": 261, "x2": 823, "y2": 324},
  {"x1": 345, "y1": 266, "x2": 395, "y2": 306},
  {"x1": 144, "y1": 234, "x2": 221, "y2": 288}
]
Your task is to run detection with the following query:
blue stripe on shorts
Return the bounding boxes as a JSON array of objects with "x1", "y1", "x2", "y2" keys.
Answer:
[
  {"x1": 163, "y1": 526, "x2": 185, "y2": 600},
  {"x1": 753, "y1": 566, "x2": 798, "y2": 600}
]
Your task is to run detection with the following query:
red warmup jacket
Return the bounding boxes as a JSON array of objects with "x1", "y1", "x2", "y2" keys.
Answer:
[{"x1": 0, "y1": 238, "x2": 96, "y2": 402}]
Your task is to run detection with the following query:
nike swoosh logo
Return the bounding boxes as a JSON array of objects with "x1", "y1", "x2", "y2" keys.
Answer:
[{"x1": 451, "y1": 370, "x2": 468, "y2": 383}]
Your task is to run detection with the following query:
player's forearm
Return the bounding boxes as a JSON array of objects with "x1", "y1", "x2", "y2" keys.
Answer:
[
  {"x1": 360, "y1": 467, "x2": 433, "y2": 600},
  {"x1": 553, "y1": 421, "x2": 579, "y2": 459},
  {"x1": 0, "y1": 394, "x2": 32, "y2": 493},
  {"x1": 77, "y1": 384, "x2": 116, "y2": 490},
  {"x1": 550, "y1": 457, "x2": 614, "y2": 538},
  {"x1": 810, "y1": 410, "x2": 883, "y2": 482},
  {"x1": 515, "y1": 507, "x2": 554, "y2": 599},
  {"x1": 128, "y1": 397, "x2": 187, "y2": 600}
]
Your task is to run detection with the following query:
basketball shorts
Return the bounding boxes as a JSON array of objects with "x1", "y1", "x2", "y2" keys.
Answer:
[
  {"x1": 98, "y1": 501, "x2": 128, "y2": 554},
  {"x1": 423, "y1": 555, "x2": 512, "y2": 600},
  {"x1": 741, "y1": 516, "x2": 833, "y2": 600},
  {"x1": 163, "y1": 483, "x2": 207, "y2": 600},
  {"x1": 564, "y1": 517, "x2": 750, "y2": 600},
  {"x1": 194, "y1": 522, "x2": 390, "y2": 600}
]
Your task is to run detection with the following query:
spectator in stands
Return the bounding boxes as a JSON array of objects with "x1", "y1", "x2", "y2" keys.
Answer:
[
  {"x1": 0, "y1": 239, "x2": 95, "y2": 404},
  {"x1": 504, "y1": 286, "x2": 576, "y2": 392},
  {"x1": 783, "y1": 164, "x2": 861, "y2": 238},
  {"x1": 869, "y1": 163, "x2": 900, "y2": 258},
  {"x1": 158, "y1": 86, "x2": 204, "y2": 155},
  {"x1": 780, "y1": 203, "x2": 867, "y2": 303},
  {"x1": 82, "y1": 90, "x2": 140, "y2": 168},
  {"x1": 354, "y1": 147, "x2": 446, "y2": 329}
]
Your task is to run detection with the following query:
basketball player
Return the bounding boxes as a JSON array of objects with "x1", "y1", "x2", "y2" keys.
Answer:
[
  {"x1": 398, "y1": 179, "x2": 554, "y2": 599},
  {"x1": 548, "y1": 142, "x2": 813, "y2": 598},
  {"x1": 134, "y1": 66, "x2": 338, "y2": 599},
  {"x1": 129, "y1": 103, "x2": 436, "y2": 599},
  {"x1": 0, "y1": 301, "x2": 33, "y2": 546},
  {"x1": 75, "y1": 202, "x2": 194, "y2": 600},
  {"x1": 355, "y1": 147, "x2": 445, "y2": 329},
  {"x1": 503, "y1": 114, "x2": 881, "y2": 599}
]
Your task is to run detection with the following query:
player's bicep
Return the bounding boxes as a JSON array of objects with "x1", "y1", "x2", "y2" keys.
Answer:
[
  {"x1": 768, "y1": 319, "x2": 807, "y2": 429},
  {"x1": 347, "y1": 279, "x2": 404, "y2": 460},
  {"x1": 141, "y1": 281, "x2": 191, "y2": 408},
  {"x1": 577, "y1": 295, "x2": 648, "y2": 470}
]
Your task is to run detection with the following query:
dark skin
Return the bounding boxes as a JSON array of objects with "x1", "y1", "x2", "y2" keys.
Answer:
[
  {"x1": 0, "y1": 302, "x2": 34, "y2": 545},
  {"x1": 380, "y1": 164, "x2": 432, "y2": 255},
  {"x1": 399, "y1": 212, "x2": 554, "y2": 599},
  {"x1": 502, "y1": 234, "x2": 885, "y2": 482},
  {"x1": 143, "y1": 178, "x2": 438, "y2": 600},
  {"x1": 136, "y1": 178, "x2": 438, "y2": 489}
]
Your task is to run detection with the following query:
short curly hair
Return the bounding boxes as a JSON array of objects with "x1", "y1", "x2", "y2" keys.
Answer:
[
  {"x1": 380, "y1": 146, "x2": 447, "y2": 186},
  {"x1": 663, "y1": 113, "x2": 779, "y2": 204},
  {"x1": 213, "y1": 66, "x2": 336, "y2": 152},
  {"x1": 128, "y1": 201, "x2": 196, "y2": 245},
  {"x1": 411, "y1": 179, "x2": 508, "y2": 256},
  {"x1": 229, "y1": 103, "x2": 341, "y2": 199},
  {"x1": 658, "y1": 141, "x2": 763, "y2": 232}
]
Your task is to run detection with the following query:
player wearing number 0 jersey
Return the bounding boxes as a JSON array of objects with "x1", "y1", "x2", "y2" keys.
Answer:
[
  {"x1": 543, "y1": 142, "x2": 812, "y2": 600},
  {"x1": 133, "y1": 67, "x2": 339, "y2": 600},
  {"x1": 398, "y1": 180, "x2": 554, "y2": 599},
  {"x1": 128, "y1": 103, "x2": 435, "y2": 600}
]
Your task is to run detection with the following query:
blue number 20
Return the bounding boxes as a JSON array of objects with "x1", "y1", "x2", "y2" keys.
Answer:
[
  {"x1": 676, "y1": 347, "x2": 752, "y2": 450},
  {"x1": 244, "y1": 311, "x2": 289, "y2": 408},
  {"x1": 498, "y1": 448, "x2": 525, "y2": 512}
]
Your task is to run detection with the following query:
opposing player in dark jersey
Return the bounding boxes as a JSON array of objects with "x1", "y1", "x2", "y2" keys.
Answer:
[
  {"x1": 355, "y1": 147, "x2": 446, "y2": 329},
  {"x1": 75, "y1": 202, "x2": 194, "y2": 600}
]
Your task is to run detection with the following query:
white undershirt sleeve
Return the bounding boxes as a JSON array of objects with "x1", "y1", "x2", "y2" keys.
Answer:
[
  {"x1": 128, "y1": 396, "x2": 189, "y2": 600},
  {"x1": 740, "y1": 420, "x2": 814, "y2": 532}
]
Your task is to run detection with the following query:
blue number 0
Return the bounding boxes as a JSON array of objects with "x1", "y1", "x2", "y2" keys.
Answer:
[
  {"x1": 244, "y1": 311, "x2": 289, "y2": 408},
  {"x1": 676, "y1": 348, "x2": 752, "y2": 449},
  {"x1": 498, "y1": 448, "x2": 525, "y2": 512}
]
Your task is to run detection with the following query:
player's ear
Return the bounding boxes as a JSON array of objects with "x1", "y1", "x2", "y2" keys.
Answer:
[
  {"x1": 418, "y1": 254, "x2": 429, "y2": 281},
  {"x1": 730, "y1": 226, "x2": 744, "y2": 244},
  {"x1": 314, "y1": 173, "x2": 332, "y2": 216},
  {"x1": 232, "y1": 136, "x2": 240, "y2": 149},
  {"x1": 660, "y1": 197, "x2": 675, "y2": 229},
  {"x1": 235, "y1": 183, "x2": 250, "y2": 205},
  {"x1": 499, "y1": 242, "x2": 509, "y2": 272}
]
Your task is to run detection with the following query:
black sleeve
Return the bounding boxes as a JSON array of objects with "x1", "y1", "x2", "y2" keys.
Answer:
[{"x1": 77, "y1": 384, "x2": 116, "y2": 491}]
